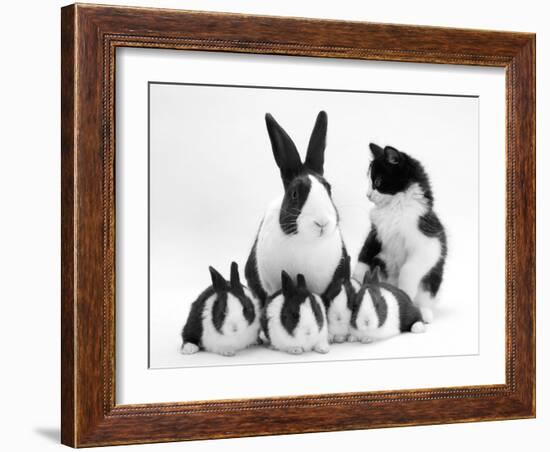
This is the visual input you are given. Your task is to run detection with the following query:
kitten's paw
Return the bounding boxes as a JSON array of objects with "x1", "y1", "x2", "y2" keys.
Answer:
[
  {"x1": 420, "y1": 307, "x2": 434, "y2": 324},
  {"x1": 314, "y1": 343, "x2": 330, "y2": 354},
  {"x1": 333, "y1": 334, "x2": 347, "y2": 344},
  {"x1": 286, "y1": 346, "x2": 304, "y2": 355},
  {"x1": 219, "y1": 349, "x2": 236, "y2": 357},
  {"x1": 411, "y1": 321, "x2": 426, "y2": 334},
  {"x1": 180, "y1": 343, "x2": 199, "y2": 355},
  {"x1": 360, "y1": 337, "x2": 373, "y2": 344}
]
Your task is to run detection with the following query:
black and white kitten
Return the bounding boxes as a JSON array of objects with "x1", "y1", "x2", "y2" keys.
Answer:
[{"x1": 354, "y1": 143, "x2": 447, "y2": 311}]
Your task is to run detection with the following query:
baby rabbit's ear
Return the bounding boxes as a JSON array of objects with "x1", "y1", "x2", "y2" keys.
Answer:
[
  {"x1": 362, "y1": 269, "x2": 371, "y2": 285},
  {"x1": 370, "y1": 266, "x2": 381, "y2": 283},
  {"x1": 281, "y1": 270, "x2": 295, "y2": 298},
  {"x1": 305, "y1": 111, "x2": 327, "y2": 175},
  {"x1": 322, "y1": 277, "x2": 343, "y2": 303},
  {"x1": 296, "y1": 273, "x2": 307, "y2": 290},
  {"x1": 265, "y1": 113, "x2": 303, "y2": 188},
  {"x1": 341, "y1": 255, "x2": 351, "y2": 281},
  {"x1": 209, "y1": 266, "x2": 228, "y2": 293},
  {"x1": 230, "y1": 261, "x2": 245, "y2": 296}
]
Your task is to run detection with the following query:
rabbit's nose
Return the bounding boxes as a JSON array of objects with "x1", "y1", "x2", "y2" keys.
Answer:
[
  {"x1": 314, "y1": 220, "x2": 329, "y2": 236},
  {"x1": 230, "y1": 323, "x2": 239, "y2": 333},
  {"x1": 314, "y1": 220, "x2": 328, "y2": 229}
]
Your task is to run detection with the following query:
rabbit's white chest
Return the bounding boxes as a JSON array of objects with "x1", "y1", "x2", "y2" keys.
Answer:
[
  {"x1": 256, "y1": 207, "x2": 342, "y2": 295},
  {"x1": 201, "y1": 295, "x2": 260, "y2": 354},
  {"x1": 265, "y1": 296, "x2": 327, "y2": 352},
  {"x1": 327, "y1": 289, "x2": 352, "y2": 337}
]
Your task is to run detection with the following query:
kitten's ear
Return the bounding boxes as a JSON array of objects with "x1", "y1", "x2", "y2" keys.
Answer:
[
  {"x1": 369, "y1": 143, "x2": 384, "y2": 159},
  {"x1": 305, "y1": 111, "x2": 327, "y2": 175},
  {"x1": 384, "y1": 146, "x2": 401, "y2": 165},
  {"x1": 209, "y1": 266, "x2": 228, "y2": 293},
  {"x1": 281, "y1": 271, "x2": 295, "y2": 297},
  {"x1": 265, "y1": 113, "x2": 303, "y2": 187}
]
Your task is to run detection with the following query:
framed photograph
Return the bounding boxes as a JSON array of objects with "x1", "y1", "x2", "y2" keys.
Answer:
[{"x1": 61, "y1": 3, "x2": 535, "y2": 447}]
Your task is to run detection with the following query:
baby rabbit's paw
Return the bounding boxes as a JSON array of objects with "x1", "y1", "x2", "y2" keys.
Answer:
[
  {"x1": 314, "y1": 342, "x2": 330, "y2": 354},
  {"x1": 411, "y1": 321, "x2": 426, "y2": 334},
  {"x1": 286, "y1": 346, "x2": 304, "y2": 355},
  {"x1": 219, "y1": 349, "x2": 236, "y2": 357},
  {"x1": 360, "y1": 337, "x2": 373, "y2": 344},
  {"x1": 333, "y1": 334, "x2": 347, "y2": 344},
  {"x1": 180, "y1": 343, "x2": 199, "y2": 354}
]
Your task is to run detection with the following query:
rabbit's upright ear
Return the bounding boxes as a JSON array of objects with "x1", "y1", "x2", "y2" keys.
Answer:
[
  {"x1": 265, "y1": 113, "x2": 303, "y2": 188},
  {"x1": 209, "y1": 266, "x2": 228, "y2": 293},
  {"x1": 341, "y1": 255, "x2": 351, "y2": 281},
  {"x1": 230, "y1": 262, "x2": 245, "y2": 296},
  {"x1": 296, "y1": 274, "x2": 307, "y2": 290},
  {"x1": 305, "y1": 111, "x2": 327, "y2": 175},
  {"x1": 322, "y1": 277, "x2": 343, "y2": 303},
  {"x1": 281, "y1": 271, "x2": 295, "y2": 298},
  {"x1": 363, "y1": 269, "x2": 372, "y2": 285},
  {"x1": 370, "y1": 266, "x2": 381, "y2": 283},
  {"x1": 384, "y1": 146, "x2": 401, "y2": 165}
]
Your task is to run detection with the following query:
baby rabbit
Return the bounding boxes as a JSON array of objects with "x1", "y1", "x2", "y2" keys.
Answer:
[
  {"x1": 321, "y1": 255, "x2": 360, "y2": 343},
  {"x1": 181, "y1": 262, "x2": 260, "y2": 357},
  {"x1": 261, "y1": 271, "x2": 329, "y2": 355},
  {"x1": 349, "y1": 267, "x2": 432, "y2": 343}
]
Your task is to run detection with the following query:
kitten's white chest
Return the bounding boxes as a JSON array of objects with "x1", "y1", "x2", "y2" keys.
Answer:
[{"x1": 370, "y1": 185, "x2": 428, "y2": 281}]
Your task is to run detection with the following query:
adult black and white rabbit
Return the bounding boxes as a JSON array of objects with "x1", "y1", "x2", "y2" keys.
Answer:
[
  {"x1": 245, "y1": 111, "x2": 348, "y2": 305},
  {"x1": 354, "y1": 143, "x2": 447, "y2": 311},
  {"x1": 261, "y1": 271, "x2": 329, "y2": 355},
  {"x1": 180, "y1": 262, "x2": 260, "y2": 357}
]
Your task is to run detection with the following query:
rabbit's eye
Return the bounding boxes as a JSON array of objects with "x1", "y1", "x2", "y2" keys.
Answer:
[
  {"x1": 374, "y1": 176, "x2": 382, "y2": 188},
  {"x1": 291, "y1": 189, "x2": 298, "y2": 200}
]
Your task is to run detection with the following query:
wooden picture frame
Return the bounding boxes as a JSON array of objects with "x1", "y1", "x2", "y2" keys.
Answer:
[{"x1": 61, "y1": 3, "x2": 535, "y2": 447}]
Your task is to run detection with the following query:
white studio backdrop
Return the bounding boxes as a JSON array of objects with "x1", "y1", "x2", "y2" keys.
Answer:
[
  {"x1": 117, "y1": 48, "x2": 505, "y2": 404},
  {"x1": 148, "y1": 82, "x2": 479, "y2": 368}
]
